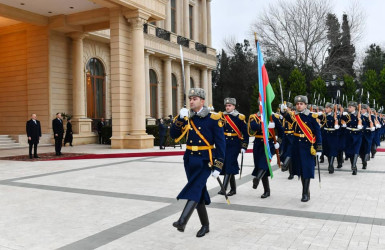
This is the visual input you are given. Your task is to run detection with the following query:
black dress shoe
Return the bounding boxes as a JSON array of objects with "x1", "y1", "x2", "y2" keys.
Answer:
[
  {"x1": 217, "y1": 190, "x2": 225, "y2": 195},
  {"x1": 196, "y1": 225, "x2": 209, "y2": 237},
  {"x1": 261, "y1": 191, "x2": 270, "y2": 198},
  {"x1": 288, "y1": 174, "x2": 294, "y2": 180},
  {"x1": 352, "y1": 170, "x2": 357, "y2": 175},
  {"x1": 227, "y1": 190, "x2": 236, "y2": 196},
  {"x1": 34, "y1": 155, "x2": 40, "y2": 158},
  {"x1": 29, "y1": 155, "x2": 33, "y2": 159}
]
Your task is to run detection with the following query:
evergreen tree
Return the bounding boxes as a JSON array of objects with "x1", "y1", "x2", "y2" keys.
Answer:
[
  {"x1": 310, "y1": 77, "x2": 327, "y2": 104},
  {"x1": 342, "y1": 75, "x2": 357, "y2": 105},
  {"x1": 362, "y1": 70, "x2": 380, "y2": 106},
  {"x1": 288, "y1": 68, "x2": 307, "y2": 100},
  {"x1": 362, "y1": 44, "x2": 385, "y2": 76},
  {"x1": 340, "y1": 14, "x2": 355, "y2": 76},
  {"x1": 378, "y1": 67, "x2": 385, "y2": 109}
]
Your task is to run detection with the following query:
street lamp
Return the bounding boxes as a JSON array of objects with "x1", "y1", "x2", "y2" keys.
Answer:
[{"x1": 325, "y1": 74, "x2": 344, "y2": 102}]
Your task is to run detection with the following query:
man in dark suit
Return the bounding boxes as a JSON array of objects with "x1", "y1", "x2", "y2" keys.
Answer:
[
  {"x1": 63, "y1": 118, "x2": 73, "y2": 147},
  {"x1": 26, "y1": 113, "x2": 42, "y2": 159},
  {"x1": 97, "y1": 118, "x2": 105, "y2": 144},
  {"x1": 52, "y1": 112, "x2": 64, "y2": 155},
  {"x1": 158, "y1": 118, "x2": 167, "y2": 149}
]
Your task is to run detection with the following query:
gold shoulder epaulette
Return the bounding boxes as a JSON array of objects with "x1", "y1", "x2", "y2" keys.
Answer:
[
  {"x1": 239, "y1": 114, "x2": 245, "y2": 121},
  {"x1": 274, "y1": 113, "x2": 280, "y2": 119},
  {"x1": 210, "y1": 112, "x2": 222, "y2": 120},
  {"x1": 312, "y1": 113, "x2": 318, "y2": 118}
]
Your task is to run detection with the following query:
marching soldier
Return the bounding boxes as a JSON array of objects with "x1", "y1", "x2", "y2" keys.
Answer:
[
  {"x1": 280, "y1": 95, "x2": 322, "y2": 202},
  {"x1": 322, "y1": 102, "x2": 340, "y2": 174},
  {"x1": 336, "y1": 105, "x2": 347, "y2": 168},
  {"x1": 341, "y1": 101, "x2": 363, "y2": 175},
  {"x1": 371, "y1": 108, "x2": 382, "y2": 158},
  {"x1": 359, "y1": 104, "x2": 375, "y2": 169},
  {"x1": 248, "y1": 110, "x2": 283, "y2": 198},
  {"x1": 170, "y1": 88, "x2": 225, "y2": 238},
  {"x1": 218, "y1": 98, "x2": 249, "y2": 196},
  {"x1": 280, "y1": 102, "x2": 295, "y2": 179}
]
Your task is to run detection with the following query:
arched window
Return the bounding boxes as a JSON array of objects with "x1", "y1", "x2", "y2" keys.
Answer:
[
  {"x1": 86, "y1": 58, "x2": 105, "y2": 119},
  {"x1": 172, "y1": 74, "x2": 178, "y2": 115},
  {"x1": 190, "y1": 77, "x2": 194, "y2": 88},
  {"x1": 150, "y1": 69, "x2": 158, "y2": 118}
]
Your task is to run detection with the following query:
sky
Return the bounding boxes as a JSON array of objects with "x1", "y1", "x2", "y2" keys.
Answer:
[{"x1": 211, "y1": 0, "x2": 385, "y2": 55}]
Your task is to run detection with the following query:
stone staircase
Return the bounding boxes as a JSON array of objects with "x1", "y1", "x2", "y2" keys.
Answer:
[{"x1": 0, "y1": 135, "x2": 23, "y2": 149}]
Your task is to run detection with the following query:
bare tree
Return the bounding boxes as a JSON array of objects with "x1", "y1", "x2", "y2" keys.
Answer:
[{"x1": 250, "y1": 0, "x2": 332, "y2": 73}]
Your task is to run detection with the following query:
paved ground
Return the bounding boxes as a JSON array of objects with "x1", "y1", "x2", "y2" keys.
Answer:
[{"x1": 0, "y1": 142, "x2": 385, "y2": 250}]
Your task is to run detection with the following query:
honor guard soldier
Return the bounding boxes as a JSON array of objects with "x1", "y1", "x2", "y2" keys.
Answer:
[
  {"x1": 322, "y1": 102, "x2": 340, "y2": 174},
  {"x1": 170, "y1": 88, "x2": 225, "y2": 238},
  {"x1": 280, "y1": 102, "x2": 295, "y2": 179},
  {"x1": 359, "y1": 104, "x2": 375, "y2": 169},
  {"x1": 248, "y1": 111, "x2": 283, "y2": 198},
  {"x1": 371, "y1": 108, "x2": 381, "y2": 158},
  {"x1": 280, "y1": 95, "x2": 322, "y2": 202},
  {"x1": 341, "y1": 101, "x2": 363, "y2": 175},
  {"x1": 218, "y1": 98, "x2": 249, "y2": 196}
]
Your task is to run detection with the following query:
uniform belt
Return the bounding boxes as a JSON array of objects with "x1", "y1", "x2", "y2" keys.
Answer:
[
  {"x1": 255, "y1": 135, "x2": 272, "y2": 139},
  {"x1": 186, "y1": 145, "x2": 214, "y2": 151},
  {"x1": 366, "y1": 128, "x2": 373, "y2": 130},
  {"x1": 346, "y1": 127, "x2": 361, "y2": 131},
  {"x1": 294, "y1": 133, "x2": 305, "y2": 138},
  {"x1": 324, "y1": 128, "x2": 336, "y2": 131},
  {"x1": 224, "y1": 133, "x2": 238, "y2": 136},
  {"x1": 284, "y1": 131, "x2": 294, "y2": 134}
]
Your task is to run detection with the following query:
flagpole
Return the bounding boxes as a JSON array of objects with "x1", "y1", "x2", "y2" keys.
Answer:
[{"x1": 254, "y1": 33, "x2": 281, "y2": 172}]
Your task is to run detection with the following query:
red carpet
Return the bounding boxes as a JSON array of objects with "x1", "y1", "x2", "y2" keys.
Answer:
[{"x1": 377, "y1": 148, "x2": 385, "y2": 152}]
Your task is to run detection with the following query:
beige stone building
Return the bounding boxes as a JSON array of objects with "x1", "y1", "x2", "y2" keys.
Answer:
[{"x1": 0, "y1": 0, "x2": 216, "y2": 149}]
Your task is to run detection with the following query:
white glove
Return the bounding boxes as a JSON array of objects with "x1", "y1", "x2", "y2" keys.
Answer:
[
  {"x1": 342, "y1": 123, "x2": 347, "y2": 127},
  {"x1": 343, "y1": 112, "x2": 348, "y2": 116},
  {"x1": 274, "y1": 142, "x2": 279, "y2": 149},
  {"x1": 357, "y1": 125, "x2": 363, "y2": 130},
  {"x1": 179, "y1": 108, "x2": 189, "y2": 119},
  {"x1": 241, "y1": 148, "x2": 246, "y2": 155},
  {"x1": 280, "y1": 104, "x2": 287, "y2": 112},
  {"x1": 211, "y1": 170, "x2": 220, "y2": 179},
  {"x1": 268, "y1": 122, "x2": 275, "y2": 129},
  {"x1": 370, "y1": 127, "x2": 375, "y2": 131},
  {"x1": 376, "y1": 124, "x2": 381, "y2": 128},
  {"x1": 318, "y1": 112, "x2": 323, "y2": 116},
  {"x1": 334, "y1": 124, "x2": 340, "y2": 129},
  {"x1": 316, "y1": 152, "x2": 322, "y2": 158}
]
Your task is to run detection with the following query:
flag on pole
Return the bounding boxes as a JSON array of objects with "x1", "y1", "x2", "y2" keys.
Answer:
[{"x1": 256, "y1": 37, "x2": 276, "y2": 177}]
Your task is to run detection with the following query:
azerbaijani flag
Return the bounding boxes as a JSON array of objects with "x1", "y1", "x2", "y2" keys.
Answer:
[{"x1": 256, "y1": 38, "x2": 276, "y2": 177}]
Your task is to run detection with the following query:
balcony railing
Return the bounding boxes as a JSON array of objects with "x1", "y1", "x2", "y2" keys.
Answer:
[
  {"x1": 177, "y1": 36, "x2": 190, "y2": 48},
  {"x1": 195, "y1": 42, "x2": 207, "y2": 53},
  {"x1": 155, "y1": 27, "x2": 170, "y2": 41}
]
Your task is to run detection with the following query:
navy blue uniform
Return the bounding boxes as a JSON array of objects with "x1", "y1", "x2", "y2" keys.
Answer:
[
  {"x1": 248, "y1": 113, "x2": 284, "y2": 177},
  {"x1": 283, "y1": 110, "x2": 322, "y2": 179},
  {"x1": 341, "y1": 112, "x2": 363, "y2": 158},
  {"x1": 170, "y1": 108, "x2": 225, "y2": 205},
  {"x1": 360, "y1": 114, "x2": 374, "y2": 157},
  {"x1": 222, "y1": 112, "x2": 249, "y2": 175},
  {"x1": 280, "y1": 116, "x2": 294, "y2": 162},
  {"x1": 322, "y1": 114, "x2": 340, "y2": 158}
]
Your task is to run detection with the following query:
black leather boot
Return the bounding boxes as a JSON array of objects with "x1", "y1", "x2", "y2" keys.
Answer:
[
  {"x1": 196, "y1": 203, "x2": 209, "y2": 237},
  {"x1": 261, "y1": 176, "x2": 270, "y2": 198},
  {"x1": 227, "y1": 175, "x2": 236, "y2": 196},
  {"x1": 173, "y1": 200, "x2": 197, "y2": 232},
  {"x1": 281, "y1": 157, "x2": 291, "y2": 172},
  {"x1": 328, "y1": 156, "x2": 335, "y2": 174},
  {"x1": 320, "y1": 154, "x2": 324, "y2": 163},
  {"x1": 351, "y1": 154, "x2": 358, "y2": 175},
  {"x1": 301, "y1": 178, "x2": 310, "y2": 202},
  {"x1": 362, "y1": 154, "x2": 367, "y2": 169},
  {"x1": 253, "y1": 169, "x2": 266, "y2": 189},
  {"x1": 218, "y1": 174, "x2": 230, "y2": 195},
  {"x1": 288, "y1": 159, "x2": 294, "y2": 179},
  {"x1": 337, "y1": 151, "x2": 343, "y2": 168},
  {"x1": 371, "y1": 144, "x2": 376, "y2": 158}
]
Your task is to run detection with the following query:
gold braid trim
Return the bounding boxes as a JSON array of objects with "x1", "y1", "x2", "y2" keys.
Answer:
[
  {"x1": 247, "y1": 114, "x2": 259, "y2": 137},
  {"x1": 174, "y1": 117, "x2": 190, "y2": 143}
]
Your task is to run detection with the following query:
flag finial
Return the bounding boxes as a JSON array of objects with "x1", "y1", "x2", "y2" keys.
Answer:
[{"x1": 254, "y1": 32, "x2": 258, "y2": 42}]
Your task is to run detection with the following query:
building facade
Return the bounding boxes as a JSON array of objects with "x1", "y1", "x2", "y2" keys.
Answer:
[{"x1": 0, "y1": 0, "x2": 216, "y2": 149}]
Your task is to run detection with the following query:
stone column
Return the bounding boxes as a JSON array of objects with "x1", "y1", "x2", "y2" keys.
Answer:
[
  {"x1": 109, "y1": 9, "x2": 154, "y2": 149},
  {"x1": 163, "y1": 57, "x2": 173, "y2": 117},
  {"x1": 184, "y1": 61, "x2": 191, "y2": 109},
  {"x1": 207, "y1": 0, "x2": 212, "y2": 47},
  {"x1": 201, "y1": 67, "x2": 208, "y2": 99},
  {"x1": 207, "y1": 69, "x2": 213, "y2": 107},
  {"x1": 183, "y1": 0, "x2": 189, "y2": 38},
  {"x1": 201, "y1": 0, "x2": 207, "y2": 45},
  {"x1": 165, "y1": 0, "x2": 171, "y2": 31},
  {"x1": 144, "y1": 50, "x2": 151, "y2": 119},
  {"x1": 68, "y1": 32, "x2": 94, "y2": 144}
]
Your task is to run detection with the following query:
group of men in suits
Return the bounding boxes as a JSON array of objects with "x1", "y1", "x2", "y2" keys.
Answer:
[{"x1": 26, "y1": 112, "x2": 73, "y2": 158}]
